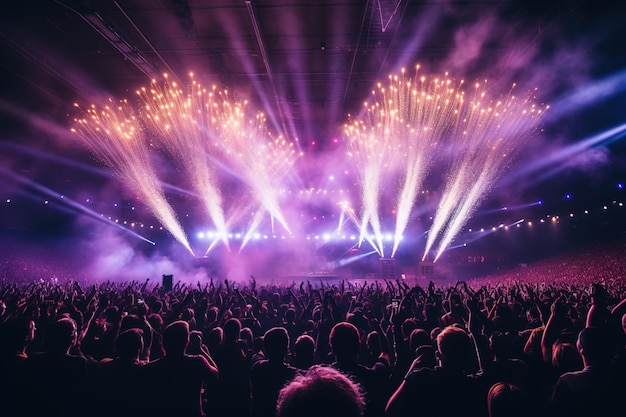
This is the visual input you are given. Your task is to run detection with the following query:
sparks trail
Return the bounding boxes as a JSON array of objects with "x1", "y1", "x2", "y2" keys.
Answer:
[
  {"x1": 345, "y1": 66, "x2": 547, "y2": 261},
  {"x1": 344, "y1": 66, "x2": 463, "y2": 257},
  {"x1": 71, "y1": 100, "x2": 193, "y2": 255},
  {"x1": 426, "y1": 83, "x2": 547, "y2": 262},
  {"x1": 138, "y1": 74, "x2": 230, "y2": 251},
  {"x1": 72, "y1": 74, "x2": 300, "y2": 255}
]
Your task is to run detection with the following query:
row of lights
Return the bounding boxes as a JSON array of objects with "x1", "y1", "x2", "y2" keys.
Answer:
[
  {"x1": 196, "y1": 231, "x2": 403, "y2": 242},
  {"x1": 3, "y1": 189, "x2": 624, "y2": 243}
]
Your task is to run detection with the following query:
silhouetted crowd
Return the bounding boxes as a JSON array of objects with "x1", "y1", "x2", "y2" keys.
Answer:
[{"x1": 2, "y1": 251, "x2": 626, "y2": 417}]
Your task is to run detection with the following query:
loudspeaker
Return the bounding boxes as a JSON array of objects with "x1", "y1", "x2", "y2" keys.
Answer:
[{"x1": 162, "y1": 274, "x2": 173, "y2": 292}]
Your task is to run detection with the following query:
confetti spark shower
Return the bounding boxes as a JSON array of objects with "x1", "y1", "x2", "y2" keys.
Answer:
[
  {"x1": 72, "y1": 75, "x2": 300, "y2": 255},
  {"x1": 425, "y1": 83, "x2": 548, "y2": 262},
  {"x1": 344, "y1": 67, "x2": 465, "y2": 257},
  {"x1": 71, "y1": 100, "x2": 194, "y2": 255},
  {"x1": 138, "y1": 74, "x2": 230, "y2": 252},
  {"x1": 216, "y1": 97, "x2": 301, "y2": 250},
  {"x1": 345, "y1": 67, "x2": 547, "y2": 260}
]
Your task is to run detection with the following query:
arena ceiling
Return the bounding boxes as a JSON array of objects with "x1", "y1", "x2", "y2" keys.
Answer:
[{"x1": 3, "y1": 0, "x2": 623, "y2": 147}]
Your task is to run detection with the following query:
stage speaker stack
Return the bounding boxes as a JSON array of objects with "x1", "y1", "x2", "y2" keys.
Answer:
[
  {"x1": 162, "y1": 274, "x2": 173, "y2": 292},
  {"x1": 379, "y1": 258, "x2": 397, "y2": 280}
]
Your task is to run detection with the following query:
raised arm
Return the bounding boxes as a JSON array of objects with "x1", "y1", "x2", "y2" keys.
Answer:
[{"x1": 541, "y1": 295, "x2": 568, "y2": 364}]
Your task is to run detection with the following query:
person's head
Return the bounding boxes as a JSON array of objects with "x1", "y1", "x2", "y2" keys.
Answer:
[
  {"x1": 552, "y1": 341, "x2": 583, "y2": 373},
  {"x1": 263, "y1": 327, "x2": 290, "y2": 361},
  {"x1": 181, "y1": 308, "x2": 195, "y2": 325},
  {"x1": 162, "y1": 320, "x2": 189, "y2": 355},
  {"x1": 294, "y1": 334, "x2": 315, "y2": 366},
  {"x1": 206, "y1": 306, "x2": 219, "y2": 323},
  {"x1": 136, "y1": 300, "x2": 149, "y2": 317},
  {"x1": 577, "y1": 326, "x2": 612, "y2": 366},
  {"x1": 409, "y1": 328, "x2": 431, "y2": 353},
  {"x1": 284, "y1": 308, "x2": 296, "y2": 324},
  {"x1": 105, "y1": 306, "x2": 122, "y2": 324},
  {"x1": 487, "y1": 382, "x2": 529, "y2": 417},
  {"x1": 276, "y1": 365, "x2": 365, "y2": 417},
  {"x1": 150, "y1": 300, "x2": 163, "y2": 315},
  {"x1": 223, "y1": 318, "x2": 242, "y2": 343},
  {"x1": 240, "y1": 327, "x2": 254, "y2": 350},
  {"x1": 115, "y1": 328, "x2": 144, "y2": 360},
  {"x1": 120, "y1": 314, "x2": 142, "y2": 334},
  {"x1": 401, "y1": 319, "x2": 417, "y2": 339},
  {"x1": 45, "y1": 317, "x2": 78, "y2": 355},
  {"x1": 436, "y1": 325, "x2": 474, "y2": 371},
  {"x1": 526, "y1": 306, "x2": 540, "y2": 324},
  {"x1": 414, "y1": 344, "x2": 437, "y2": 369},
  {"x1": 207, "y1": 326, "x2": 223, "y2": 351},
  {"x1": 330, "y1": 322, "x2": 360, "y2": 363}
]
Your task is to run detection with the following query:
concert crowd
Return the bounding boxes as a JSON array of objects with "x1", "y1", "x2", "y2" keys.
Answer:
[{"x1": 1, "y1": 243, "x2": 626, "y2": 417}]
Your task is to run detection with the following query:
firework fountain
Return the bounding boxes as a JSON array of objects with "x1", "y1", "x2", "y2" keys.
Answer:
[
  {"x1": 344, "y1": 67, "x2": 463, "y2": 257},
  {"x1": 71, "y1": 100, "x2": 194, "y2": 255},
  {"x1": 137, "y1": 75, "x2": 230, "y2": 252},
  {"x1": 72, "y1": 75, "x2": 300, "y2": 256},
  {"x1": 71, "y1": 66, "x2": 546, "y2": 267},
  {"x1": 344, "y1": 66, "x2": 547, "y2": 261},
  {"x1": 215, "y1": 94, "x2": 300, "y2": 250},
  {"x1": 424, "y1": 83, "x2": 547, "y2": 262}
]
